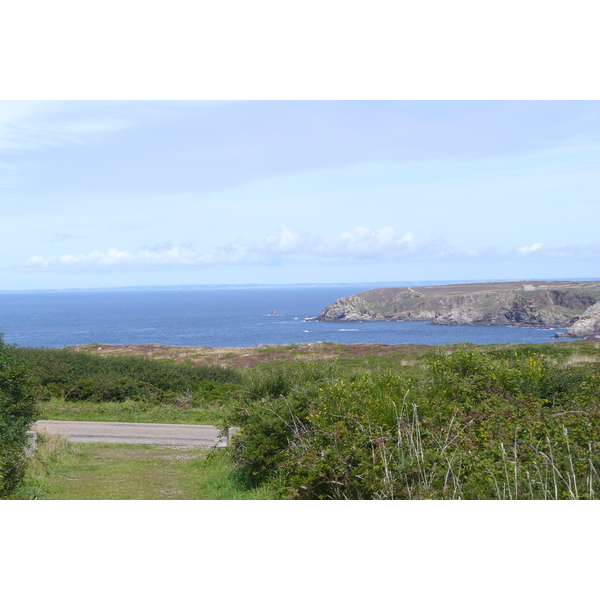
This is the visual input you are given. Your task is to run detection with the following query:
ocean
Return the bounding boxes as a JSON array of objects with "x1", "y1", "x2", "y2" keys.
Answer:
[{"x1": 0, "y1": 285, "x2": 569, "y2": 349}]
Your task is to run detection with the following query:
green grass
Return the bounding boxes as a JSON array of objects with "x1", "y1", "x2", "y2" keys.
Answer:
[
  {"x1": 16, "y1": 433, "x2": 281, "y2": 500},
  {"x1": 38, "y1": 398, "x2": 227, "y2": 425}
]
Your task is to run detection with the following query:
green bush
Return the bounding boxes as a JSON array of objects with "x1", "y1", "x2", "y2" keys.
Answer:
[
  {"x1": 0, "y1": 337, "x2": 37, "y2": 498},
  {"x1": 65, "y1": 374, "x2": 166, "y2": 403},
  {"x1": 224, "y1": 362, "x2": 338, "y2": 489},
  {"x1": 10, "y1": 347, "x2": 243, "y2": 407},
  {"x1": 225, "y1": 345, "x2": 600, "y2": 499}
]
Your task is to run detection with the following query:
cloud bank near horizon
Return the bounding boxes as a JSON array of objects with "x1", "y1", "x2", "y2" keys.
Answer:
[{"x1": 21, "y1": 226, "x2": 600, "y2": 272}]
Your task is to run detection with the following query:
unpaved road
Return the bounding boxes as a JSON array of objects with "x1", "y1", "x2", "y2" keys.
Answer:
[{"x1": 33, "y1": 420, "x2": 225, "y2": 447}]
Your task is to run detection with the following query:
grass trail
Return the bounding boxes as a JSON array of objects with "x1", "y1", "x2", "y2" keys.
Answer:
[{"x1": 19, "y1": 434, "x2": 280, "y2": 500}]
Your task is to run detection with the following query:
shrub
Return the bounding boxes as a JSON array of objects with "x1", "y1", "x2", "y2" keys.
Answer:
[
  {"x1": 225, "y1": 346, "x2": 600, "y2": 499},
  {"x1": 225, "y1": 362, "x2": 337, "y2": 489},
  {"x1": 64, "y1": 374, "x2": 166, "y2": 403},
  {"x1": 10, "y1": 347, "x2": 243, "y2": 405},
  {"x1": 0, "y1": 336, "x2": 37, "y2": 498}
]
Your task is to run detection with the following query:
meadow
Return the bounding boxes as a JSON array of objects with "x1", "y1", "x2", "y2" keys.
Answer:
[{"x1": 4, "y1": 339, "x2": 600, "y2": 499}]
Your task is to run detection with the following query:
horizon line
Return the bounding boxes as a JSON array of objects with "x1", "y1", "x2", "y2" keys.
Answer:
[{"x1": 2, "y1": 277, "x2": 600, "y2": 294}]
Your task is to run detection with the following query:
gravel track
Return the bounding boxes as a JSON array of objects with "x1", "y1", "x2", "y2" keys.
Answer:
[{"x1": 33, "y1": 420, "x2": 226, "y2": 447}]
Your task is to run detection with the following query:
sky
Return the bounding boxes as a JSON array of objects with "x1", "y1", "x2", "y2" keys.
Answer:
[{"x1": 1, "y1": 100, "x2": 599, "y2": 290}]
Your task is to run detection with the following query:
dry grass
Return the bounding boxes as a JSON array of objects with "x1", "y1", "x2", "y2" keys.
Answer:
[
  {"x1": 68, "y1": 342, "x2": 433, "y2": 369},
  {"x1": 562, "y1": 353, "x2": 600, "y2": 367}
]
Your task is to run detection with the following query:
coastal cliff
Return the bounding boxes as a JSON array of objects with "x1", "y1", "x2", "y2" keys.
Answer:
[
  {"x1": 557, "y1": 301, "x2": 600, "y2": 338},
  {"x1": 314, "y1": 281, "x2": 600, "y2": 336}
]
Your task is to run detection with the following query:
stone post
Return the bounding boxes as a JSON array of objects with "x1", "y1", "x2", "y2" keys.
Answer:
[{"x1": 25, "y1": 430, "x2": 38, "y2": 456}]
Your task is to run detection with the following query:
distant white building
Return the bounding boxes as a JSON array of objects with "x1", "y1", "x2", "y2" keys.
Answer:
[{"x1": 523, "y1": 285, "x2": 535, "y2": 291}]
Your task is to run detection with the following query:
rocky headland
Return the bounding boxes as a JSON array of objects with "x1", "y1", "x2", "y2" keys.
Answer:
[{"x1": 314, "y1": 281, "x2": 600, "y2": 338}]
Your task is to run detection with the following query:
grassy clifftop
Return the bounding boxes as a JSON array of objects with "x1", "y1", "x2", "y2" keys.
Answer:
[{"x1": 315, "y1": 280, "x2": 600, "y2": 330}]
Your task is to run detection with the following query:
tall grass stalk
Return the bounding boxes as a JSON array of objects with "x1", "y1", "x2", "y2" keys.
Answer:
[{"x1": 563, "y1": 427, "x2": 579, "y2": 500}]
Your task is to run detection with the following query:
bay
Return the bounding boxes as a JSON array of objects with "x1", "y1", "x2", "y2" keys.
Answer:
[{"x1": 0, "y1": 285, "x2": 568, "y2": 348}]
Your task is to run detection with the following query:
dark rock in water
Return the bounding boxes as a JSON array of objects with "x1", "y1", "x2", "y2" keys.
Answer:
[{"x1": 270, "y1": 311, "x2": 279, "y2": 316}]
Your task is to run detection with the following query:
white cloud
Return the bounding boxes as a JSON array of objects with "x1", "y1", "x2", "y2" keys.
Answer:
[
  {"x1": 25, "y1": 242, "x2": 255, "y2": 271},
  {"x1": 509, "y1": 242, "x2": 600, "y2": 259},
  {"x1": 21, "y1": 227, "x2": 600, "y2": 273},
  {"x1": 518, "y1": 242, "x2": 543, "y2": 254},
  {"x1": 21, "y1": 226, "x2": 463, "y2": 272},
  {"x1": 315, "y1": 226, "x2": 404, "y2": 258},
  {"x1": 255, "y1": 226, "x2": 443, "y2": 261},
  {"x1": 258, "y1": 226, "x2": 305, "y2": 254}
]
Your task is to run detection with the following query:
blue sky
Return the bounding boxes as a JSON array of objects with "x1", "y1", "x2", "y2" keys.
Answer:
[{"x1": 1, "y1": 100, "x2": 599, "y2": 290}]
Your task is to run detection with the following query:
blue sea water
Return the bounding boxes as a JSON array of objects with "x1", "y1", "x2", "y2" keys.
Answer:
[{"x1": 0, "y1": 285, "x2": 569, "y2": 349}]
